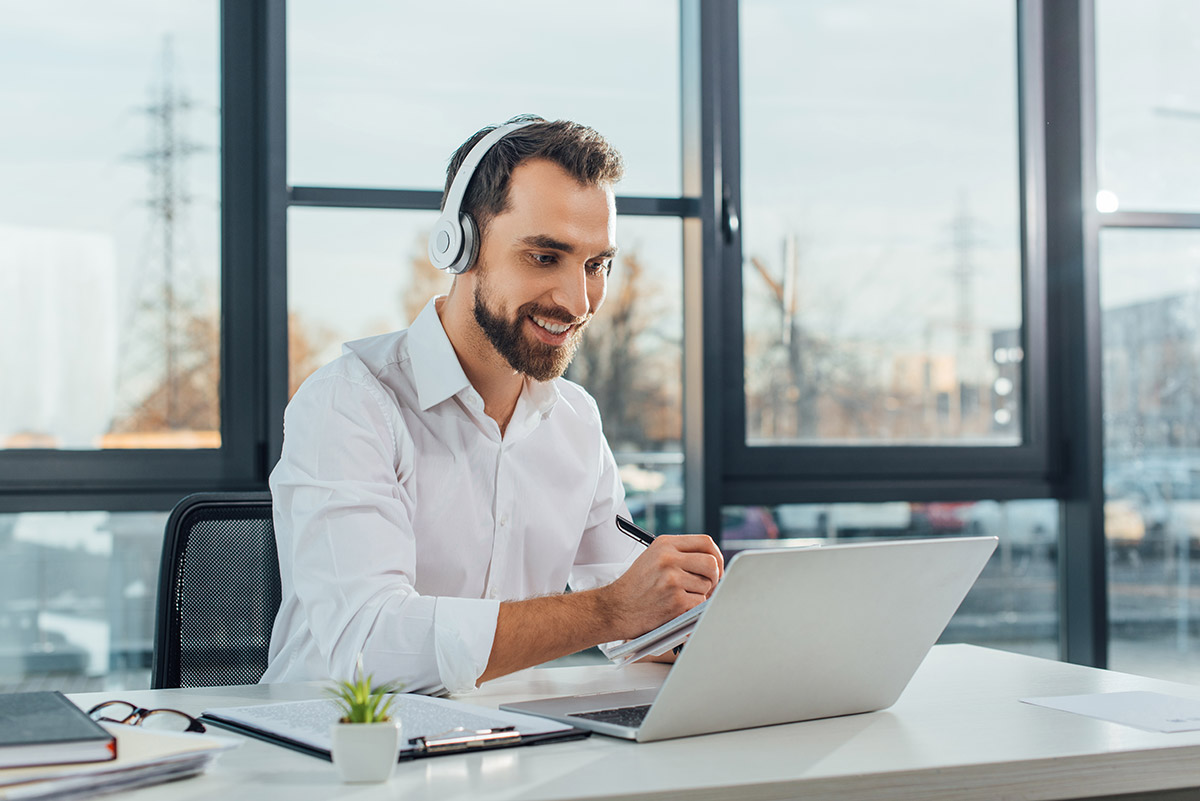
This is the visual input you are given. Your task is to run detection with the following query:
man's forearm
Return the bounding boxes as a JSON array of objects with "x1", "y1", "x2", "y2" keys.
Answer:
[
  {"x1": 477, "y1": 534, "x2": 723, "y2": 686},
  {"x1": 477, "y1": 588, "x2": 614, "y2": 684}
]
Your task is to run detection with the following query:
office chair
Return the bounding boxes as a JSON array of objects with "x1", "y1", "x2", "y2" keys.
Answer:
[{"x1": 152, "y1": 491, "x2": 280, "y2": 689}]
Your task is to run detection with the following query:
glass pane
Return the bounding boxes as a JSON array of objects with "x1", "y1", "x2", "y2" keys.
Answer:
[
  {"x1": 0, "y1": 5, "x2": 221, "y2": 450},
  {"x1": 1096, "y1": 0, "x2": 1200, "y2": 213},
  {"x1": 287, "y1": 0, "x2": 680, "y2": 196},
  {"x1": 568, "y1": 218, "x2": 684, "y2": 483},
  {"x1": 720, "y1": 501, "x2": 1059, "y2": 660},
  {"x1": 740, "y1": 0, "x2": 1022, "y2": 445},
  {"x1": 287, "y1": 208, "x2": 444, "y2": 395},
  {"x1": 288, "y1": 211, "x2": 685, "y2": 505},
  {"x1": 1103, "y1": 229, "x2": 1200, "y2": 682},
  {"x1": 0, "y1": 511, "x2": 165, "y2": 691}
]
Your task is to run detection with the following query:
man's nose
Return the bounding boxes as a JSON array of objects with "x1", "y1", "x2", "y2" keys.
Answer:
[{"x1": 551, "y1": 263, "x2": 591, "y2": 320}]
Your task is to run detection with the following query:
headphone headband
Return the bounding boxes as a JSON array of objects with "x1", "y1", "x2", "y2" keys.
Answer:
[{"x1": 428, "y1": 121, "x2": 534, "y2": 274}]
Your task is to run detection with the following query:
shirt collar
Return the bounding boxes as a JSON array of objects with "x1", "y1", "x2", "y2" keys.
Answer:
[
  {"x1": 408, "y1": 297, "x2": 472, "y2": 411},
  {"x1": 523, "y1": 374, "x2": 561, "y2": 420},
  {"x1": 407, "y1": 295, "x2": 564, "y2": 419}
]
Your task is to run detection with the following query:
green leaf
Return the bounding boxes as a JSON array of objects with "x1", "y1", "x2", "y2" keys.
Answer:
[{"x1": 326, "y1": 658, "x2": 405, "y2": 724}]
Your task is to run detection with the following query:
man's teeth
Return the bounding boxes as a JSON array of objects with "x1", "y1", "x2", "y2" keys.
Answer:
[{"x1": 533, "y1": 317, "x2": 571, "y2": 335}]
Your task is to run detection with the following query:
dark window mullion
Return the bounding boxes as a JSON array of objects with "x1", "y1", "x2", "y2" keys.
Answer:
[{"x1": 288, "y1": 185, "x2": 700, "y2": 218}]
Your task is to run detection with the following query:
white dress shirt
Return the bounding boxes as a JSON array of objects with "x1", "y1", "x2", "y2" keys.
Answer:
[{"x1": 261, "y1": 297, "x2": 638, "y2": 694}]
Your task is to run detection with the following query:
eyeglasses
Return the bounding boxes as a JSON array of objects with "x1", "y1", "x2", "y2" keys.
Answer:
[{"x1": 87, "y1": 700, "x2": 206, "y2": 734}]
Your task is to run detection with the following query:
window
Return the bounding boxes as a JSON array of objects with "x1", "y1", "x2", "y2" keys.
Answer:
[
  {"x1": 285, "y1": 1, "x2": 689, "y2": 518},
  {"x1": 721, "y1": 500, "x2": 1059, "y2": 660},
  {"x1": 1096, "y1": 0, "x2": 1200, "y2": 681},
  {"x1": 287, "y1": 208, "x2": 444, "y2": 395},
  {"x1": 739, "y1": 0, "x2": 1022, "y2": 446},
  {"x1": 0, "y1": 511, "x2": 166, "y2": 692},
  {"x1": 1096, "y1": 0, "x2": 1200, "y2": 213},
  {"x1": 11, "y1": 0, "x2": 1193, "y2": 688},
  {"x1": 1102, "y1": 230, "x2": 1200, "y2": 682},
  {"x1": 0, "y1": 5, "x2": 221, "y2": 452},
  {"x1": 287, "y1": 0, "x2": 680, "y2": 196}
]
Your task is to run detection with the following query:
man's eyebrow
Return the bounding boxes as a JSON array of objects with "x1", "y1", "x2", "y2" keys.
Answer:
[
  {"x1": 520, "y1": 234, "x2": 575, "y2": 253},
  {"x1": 519, "y1": 235, "x2": 618, "y2": 260}
]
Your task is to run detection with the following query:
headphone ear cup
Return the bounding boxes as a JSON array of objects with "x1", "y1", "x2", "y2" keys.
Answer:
[
  {"x1": 428, "y1": 216, "x2": 463, "y2": 272},
  {"x1": 455, "y1": 213, "x2": 480, "y2": 274}
]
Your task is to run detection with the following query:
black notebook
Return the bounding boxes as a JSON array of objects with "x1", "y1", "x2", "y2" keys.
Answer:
[{"x1": 0, "y1": 691, "x2": 117, "y2": 769}]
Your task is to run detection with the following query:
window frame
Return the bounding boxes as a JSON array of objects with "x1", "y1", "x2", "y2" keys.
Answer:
[
  {"x1": 0, "y1": 0, "x2": 1132, "y2": 674},
  {"x1": 0, "y1": 1, "x2": 278, "y2": 514},
  {"x1": 710, "y1": 0, "x2": 1054, "y2": 509}
]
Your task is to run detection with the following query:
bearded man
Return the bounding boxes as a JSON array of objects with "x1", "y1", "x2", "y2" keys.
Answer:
[{"x1": 263, "y1": 117, "x2": 723, "y2": 694}]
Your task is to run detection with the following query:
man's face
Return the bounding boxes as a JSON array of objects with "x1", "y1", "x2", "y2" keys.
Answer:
[{"x1": 469, "y1": 158, "x2": 617, "y2": 381}]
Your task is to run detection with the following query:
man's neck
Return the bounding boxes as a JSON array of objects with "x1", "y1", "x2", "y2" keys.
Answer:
[{"x1": 435, "y1": 293, "x2": 524, "y2": 434}]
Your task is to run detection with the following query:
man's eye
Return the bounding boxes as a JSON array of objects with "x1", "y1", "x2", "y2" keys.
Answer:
[
  {"x1": 531, "y1": 253, "x2": 557, "y2": 266},
  {"x1": 588, "y1": 261, "x2": 612, "y2": 276}
]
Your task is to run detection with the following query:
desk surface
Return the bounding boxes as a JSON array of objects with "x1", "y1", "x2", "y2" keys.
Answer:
[{"x1": 68, "y1": 644, "x2": 1200, "y2": 801}]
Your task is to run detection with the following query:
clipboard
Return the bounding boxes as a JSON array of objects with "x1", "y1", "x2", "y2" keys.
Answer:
[{"x1": 200, "y1": 696, "x2": 589, "y2": 763}]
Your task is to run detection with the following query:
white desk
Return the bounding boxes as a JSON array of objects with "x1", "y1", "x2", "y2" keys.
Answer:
[{"x1": 68, "y1": 645, "x2": 1200, "y2": 801}]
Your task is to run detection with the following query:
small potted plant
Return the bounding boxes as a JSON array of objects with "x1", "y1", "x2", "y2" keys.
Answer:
[{"x1": 328, "y1": 657, "x2": 404, "y2": 783}]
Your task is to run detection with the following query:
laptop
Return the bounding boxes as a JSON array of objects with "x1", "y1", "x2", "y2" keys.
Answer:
[{"x1": 502, "y1": 535, "x2": 997, "y2": 742}]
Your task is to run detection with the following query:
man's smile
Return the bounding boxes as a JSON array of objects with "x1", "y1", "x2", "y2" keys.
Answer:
[{"x1": 528, "y1": 314, "x2": 580, "y2": 345}]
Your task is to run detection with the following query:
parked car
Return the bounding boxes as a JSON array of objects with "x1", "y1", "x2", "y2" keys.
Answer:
[
  {"x1": 775, "y1": 503, "x2": 912, "y2": 540},
  {"x1": 964, "y1": 498, "x2": 1145, "y2": 556},
  {"x1": 1108, "y1": 466, "x2": 1200, "y2": 555},
  {"x1": 911, "y1": 502, "x2": 973, "y2": 534}
]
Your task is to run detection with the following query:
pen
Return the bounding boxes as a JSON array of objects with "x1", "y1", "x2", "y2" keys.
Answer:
[
  {"x1": 410, "y1": 726, "x2": 520, "y2": 754},
  {"x1": 616, "y1": 514, "x2": 656, "y2": 547},
  {"x1": 616, "y1": 514, "x2": 687, "y2": 657}
]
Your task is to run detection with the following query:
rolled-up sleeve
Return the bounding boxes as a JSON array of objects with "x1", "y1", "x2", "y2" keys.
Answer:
[{"x1": 269, "y1": 370, "x2": 498, "y2": 695}]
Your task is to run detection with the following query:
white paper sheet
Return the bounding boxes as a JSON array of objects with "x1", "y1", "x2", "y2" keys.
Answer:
[
  {"x1": 1021, "y1": 691, "x2": 1200, "y2": 733},
  {"x1": 0, "y1": 724, "x2": 237, "y2": 799},
  {"x1": 204, "y1": 695, "x2": 572, "y2": 755},
  {"x1": 601, "y1": 601, "x2": 708, "y2": 666}
]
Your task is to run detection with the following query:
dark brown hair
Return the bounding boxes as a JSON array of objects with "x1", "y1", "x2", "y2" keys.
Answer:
[{"x1": 441, "y1": 115, "x2": 625, "y2": 237}]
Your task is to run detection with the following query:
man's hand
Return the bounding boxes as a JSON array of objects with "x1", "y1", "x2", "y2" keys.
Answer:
[
  {"x1": 477, "y1": 534, "x2": 722, "y2": 685},
  {"x1": 600, "y1": 535, "x2": 724, "y2": 641}
]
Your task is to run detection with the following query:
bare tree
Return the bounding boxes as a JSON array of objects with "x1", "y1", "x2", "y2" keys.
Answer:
[
  {"x1": 568, "y1": 250, "x2": 680, "y2": 451},
  {"x1": 288, "y1": 312, "x2": 338, "y2": 399},
  {"x1": 402, "y1": 239, "x2": 451, "y2": 327}
]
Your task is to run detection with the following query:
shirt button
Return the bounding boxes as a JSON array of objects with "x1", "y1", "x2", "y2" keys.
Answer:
[
  {"x1": 499, "y1": 514, "x2": 508, "y2": 527},
  {"x1": 488, "y1": 589, "x2": 499, "y2": 600}
]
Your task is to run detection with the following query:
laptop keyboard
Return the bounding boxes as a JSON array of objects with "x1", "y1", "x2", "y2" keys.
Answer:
[{"x1": 569, "y1": 704, "x2": 652, "y2": 728}]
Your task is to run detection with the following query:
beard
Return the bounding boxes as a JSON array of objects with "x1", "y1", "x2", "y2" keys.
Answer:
[{"x1": 472, "y1": 272, "x2": 590, "y2": 382}]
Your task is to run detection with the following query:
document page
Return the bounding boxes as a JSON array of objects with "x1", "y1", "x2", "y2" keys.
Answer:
[
  {"x1": 204, "y1": 695, "x2": 571, "y2": 755},
  {"x1": 602, "y1": 600, "x2": 709, "y2": 666},
  {"x1": 1022, "y1": 691, "x2": 1200, "y2": 733}
]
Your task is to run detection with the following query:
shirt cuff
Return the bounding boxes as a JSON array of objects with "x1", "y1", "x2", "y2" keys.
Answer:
[{"x1": 433, "y1": 596, "x2": 501, "y2": 694}]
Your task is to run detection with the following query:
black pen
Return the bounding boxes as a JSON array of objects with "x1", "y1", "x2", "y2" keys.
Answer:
[{"x1": 616, "y1": 514, "x2": 656, "y2": 547}]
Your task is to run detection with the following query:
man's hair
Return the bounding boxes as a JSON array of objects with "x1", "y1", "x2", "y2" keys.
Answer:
[{"x1": 441, "y1": 115, "x2": 625, "y2": 238}]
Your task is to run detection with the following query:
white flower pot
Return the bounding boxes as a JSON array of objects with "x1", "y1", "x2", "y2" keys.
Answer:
[{"x1": 330, "y1": 720, "x2": 402, "y2": 783}]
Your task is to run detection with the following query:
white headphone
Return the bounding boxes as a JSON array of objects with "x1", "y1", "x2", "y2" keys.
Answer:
[{"x1": 427, "y1": 121, "x2": 534, "y2": 275}]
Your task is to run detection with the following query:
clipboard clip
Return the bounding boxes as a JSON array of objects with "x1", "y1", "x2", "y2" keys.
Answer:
[{"x1": 409, "y1": 725, "x2": 520, "y2": 754}]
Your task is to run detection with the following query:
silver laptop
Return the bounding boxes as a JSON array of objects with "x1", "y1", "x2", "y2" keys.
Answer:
[{"x1": 502, "y1": 536, "x2": 997, "y2": 742}]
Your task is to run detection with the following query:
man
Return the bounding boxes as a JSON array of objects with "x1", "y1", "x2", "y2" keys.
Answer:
[{"x1": 263, "y1": 116, "x2": 723, "y2": 695}]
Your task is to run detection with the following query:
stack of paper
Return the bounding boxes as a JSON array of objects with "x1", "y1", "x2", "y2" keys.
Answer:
[
  {"x1": 0, "y1": 692, "x2": 115, "y2": 769},
  {"x1": 602, "y1": 600, "x2": 709, "y2": 666},
  {"x1": 0, "y1": 725, "x2": 237, "y2": 801}
]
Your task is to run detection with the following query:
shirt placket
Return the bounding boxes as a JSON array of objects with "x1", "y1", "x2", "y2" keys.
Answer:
[{"x1": 487, "y1": 440, "x2": 513, "y2": 600}]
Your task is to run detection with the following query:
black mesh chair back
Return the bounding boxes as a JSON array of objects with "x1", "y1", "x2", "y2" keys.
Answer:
[{"x1": 152, "y1": 492, "x2": 280, "y2": 689}]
